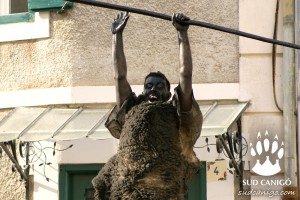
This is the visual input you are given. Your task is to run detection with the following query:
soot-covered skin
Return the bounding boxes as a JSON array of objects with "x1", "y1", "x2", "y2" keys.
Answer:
[{"x1": 92, "y1": 102, "x2": 191, "y2": 200}]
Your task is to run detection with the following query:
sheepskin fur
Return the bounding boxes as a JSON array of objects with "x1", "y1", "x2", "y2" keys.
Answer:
[{"x1": 92, "y1": 102, "x2": 195, "y2": 200}]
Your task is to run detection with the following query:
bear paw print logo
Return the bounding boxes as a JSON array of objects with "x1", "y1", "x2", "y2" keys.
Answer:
[{"x1": 250, "y1": 131, "x2": 284, "y2": 176}]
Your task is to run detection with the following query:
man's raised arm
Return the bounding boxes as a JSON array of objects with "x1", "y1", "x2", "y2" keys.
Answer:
[
  {"x1": 172, "y1": 13, "x2": 193, "y2": 112},
  {"x1": 112, "y1": 12, "x2": 132, "y2": 110}
]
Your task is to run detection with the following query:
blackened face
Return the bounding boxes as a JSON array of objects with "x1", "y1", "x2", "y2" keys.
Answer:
[{"x1": 143, "y1": 76, "x2": 171, "y2": 103}]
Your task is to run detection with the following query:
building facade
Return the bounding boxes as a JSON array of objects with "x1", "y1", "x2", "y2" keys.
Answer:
[{"x1": 0, "y1": 0, "x2": 296, "y2": 199}]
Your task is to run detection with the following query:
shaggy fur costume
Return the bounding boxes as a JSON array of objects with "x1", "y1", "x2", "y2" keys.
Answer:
[{"x1": 92, "y1": 102, "x2": 197, "y2": 200}]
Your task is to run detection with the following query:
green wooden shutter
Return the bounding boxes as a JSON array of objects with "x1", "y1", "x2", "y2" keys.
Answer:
[{"x1": 29, "y1": 0, "x2": 73, "y2": 12}]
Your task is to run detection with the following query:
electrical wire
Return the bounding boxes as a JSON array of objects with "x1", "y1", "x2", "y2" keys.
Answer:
[
  {"x1": 272, "y1": 0, "x2": 283, "y2": 113},
  {"x1": 272, "y1": 0, "x2": 298, "y2": 117}
]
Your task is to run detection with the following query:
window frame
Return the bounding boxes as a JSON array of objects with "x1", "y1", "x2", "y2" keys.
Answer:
[
  {"x1": 0, "y1": 12, "x2": 35, "y2": 24},
  {"x1": 0, "y1": 0, "x2": 33, "y2": 24},
  {"x1": 0, "y1": 11, "x2": 49, "y2": 43},
  {"x1": 59, "y1": 164, "x2": 104, "y2": 200},
  {"x1": 0, "y1": 0, "x2": 72, "y2": 42}
]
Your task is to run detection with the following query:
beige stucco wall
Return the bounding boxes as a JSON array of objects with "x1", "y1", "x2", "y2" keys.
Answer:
[
  {"x1": 239, "y1": 0, "x2": 292, "y2": 199},
  {"x1": 0, "y1": 0, "x2": 239, "y2": 92},
  {"x1": 1, "y1": 0, "x2": 294, "y2": 199},
  {"x1": 0, "y1": 1, "x2": 239, "y2": 199},
  {"x1": 0, "y1": 155, "x2": 26, "y2": 200},
  {"x1": 239, "y1": 0, "x2": 284, "y2": 161},
  {"x1": 0, "y1": 111, "x2": 26, "y2": 200}
]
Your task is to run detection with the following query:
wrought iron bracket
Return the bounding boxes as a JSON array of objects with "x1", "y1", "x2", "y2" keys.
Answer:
[
  {"x1": 0, "y1": 142, "x2": 28, "y2": 181},
  {"x1": 216, "y1": 117, "x2": 245, "y2": 191}
]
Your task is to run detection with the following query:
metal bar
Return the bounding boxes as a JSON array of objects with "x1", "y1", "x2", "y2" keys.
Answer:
[
  {"x1": 237, "y1": 118, "x2": 243, "y2": 191},
  {"x1": 18, "y1": 108, "x2": 51, "y2": 139},
  {"x1": 51, "y1": 107, "x2": 83, "y2": 138},
  {"x1": 25, "y1": 142, "x2": 30, "y2": 200},
  {"x1": 0, "y1": 143, "x2": 28, "y2": 180},
  {"x1": 0, "y1": 108, "x2": 19, "y2": 127},
  {"x1": 68, "y1": 0, "x2": 170, "y2": 20},
  {"x1": 218, "y1": 135, "x2": 241, "y2": 176},
  {"x1": 203, "y1": 101, "x2": 217, "y2": 119},
  {"x1": 226, "y1": 132, "x2": 235, "y2": 158},
  {"x1": 86, "y1": 107, "x2": 113, "y2": 137},
  {"x1": 67, "y1": 0, "x2": 300, "y2": 50},
  {"x1": 296, "y1": 0, "x2": 300, "y2": 196}
]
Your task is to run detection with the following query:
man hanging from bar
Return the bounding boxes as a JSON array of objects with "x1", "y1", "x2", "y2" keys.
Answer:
[{"x1": 92, "y1": 12, "x2": 202, "y2": 200}]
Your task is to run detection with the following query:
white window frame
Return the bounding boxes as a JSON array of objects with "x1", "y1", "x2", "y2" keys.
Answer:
[
  {"x1": 0, "y1": 0, "x2": 9, "y2": 15},
  {"x1": 0, "y1": 0, "x2": 49, "y2": 42}
]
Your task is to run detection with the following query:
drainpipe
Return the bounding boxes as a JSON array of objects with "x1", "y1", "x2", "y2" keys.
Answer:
[
  {"x1": 282, "y1": 0, "x2": 297, "y2": 198},
  {"x1": 297, "y1": 0, "x2": 300, "y2": 198}
]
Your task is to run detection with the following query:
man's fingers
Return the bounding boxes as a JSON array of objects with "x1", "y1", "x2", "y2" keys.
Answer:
[
  {"x1": 178, "y1": 13, "x2": 183, "y2": 20},
  {"x1": 171, "y1": 13, "x2": 175, "y2": 22},
  {"x1": 173, "y1": 13, "x2": 190, "y2": 23},
  {"x1": 115, "y1": 12, "x2": 129, "y2": 22},
  {"x1": 183, "y1": 15, "x2": 190, "y2": 21},
  {"x1": 123, "y1": 12, "x2": 129, "y2": 22},
  {"x1": 172, "y1": 13, "x2": 178, "y2": 24},
  {"x1": 124, "y1": 15, "x2": 129, "y2": 22}
]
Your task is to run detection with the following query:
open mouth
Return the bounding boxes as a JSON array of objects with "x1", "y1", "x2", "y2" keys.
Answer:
[{"x1": 148, "y1": 94, "x2": 158, "y2": 103}]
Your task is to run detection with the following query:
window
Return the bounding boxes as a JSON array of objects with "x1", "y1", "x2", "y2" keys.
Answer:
[
  {"x1": 0, "y1": 0, "x2": 72, "y2": 42},
  {"x1": 0, "y1": 0, "x2": 33, "y2": 25},
  {"x1": 0, "y1": 0, "x2": 28, "y2": 15},
  {"x1": 11, "y1": 0, "x2": 28, "y2": 13}
]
